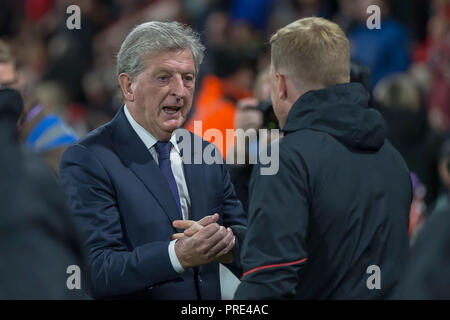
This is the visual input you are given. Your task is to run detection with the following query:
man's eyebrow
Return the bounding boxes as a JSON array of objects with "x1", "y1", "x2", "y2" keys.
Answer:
[{"x1": 154, "y1": 68, "x2": 195, "y2": 75}]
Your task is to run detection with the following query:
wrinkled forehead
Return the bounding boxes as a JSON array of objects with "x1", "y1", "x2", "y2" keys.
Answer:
[{"x1": 142, "y1": 49, "x2": 196, "y2": 74}]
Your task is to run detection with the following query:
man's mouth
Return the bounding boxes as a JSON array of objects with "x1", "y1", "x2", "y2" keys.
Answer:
[{"x1": 162, "y1": 106, "x2": 181, "y2": 115}]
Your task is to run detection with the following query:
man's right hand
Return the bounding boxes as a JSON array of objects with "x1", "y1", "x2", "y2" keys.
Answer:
[
  {"x1": 173, "y1": 215, "x2": 235, "y2": 269},
  {"x1": 171, "y1": 214, "x2": 219, "y2": 240}
]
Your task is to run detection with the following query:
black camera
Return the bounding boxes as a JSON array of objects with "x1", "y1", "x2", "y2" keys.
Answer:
[
  {"x1": 350, "y1": 60, "x2": 372, "y2": 94},
  {"x1": 258, "y1": 101, "x2": 278, "y2": 130},
  {"x1": 239, "y1": 100, "x2": 278, "y2": 130}
]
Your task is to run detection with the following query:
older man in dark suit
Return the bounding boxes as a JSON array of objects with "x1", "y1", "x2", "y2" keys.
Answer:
[{"x1": 59, "y1": 21, "x2": 246, "y2": 299}]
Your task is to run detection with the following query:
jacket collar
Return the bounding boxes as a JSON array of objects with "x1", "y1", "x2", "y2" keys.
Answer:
[
  {"x1": 282, "y1": 82, "x2": 387, "y2": 151},
  {"x1": 110, "y1": 106, "x2": 185, "y2": 232},
  {"x1": 123, "y1": 105, "x2": 181, "y2": 154}
]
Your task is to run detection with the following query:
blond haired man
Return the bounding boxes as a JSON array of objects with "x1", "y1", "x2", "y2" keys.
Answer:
[{"x1": 234, "y1": 17, "x2": 412, "y2": 299}]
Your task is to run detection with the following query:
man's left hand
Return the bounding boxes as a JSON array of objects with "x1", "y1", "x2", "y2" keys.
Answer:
[{"x1": 172, "y1": 214, "x2": 235, "y2": 263}]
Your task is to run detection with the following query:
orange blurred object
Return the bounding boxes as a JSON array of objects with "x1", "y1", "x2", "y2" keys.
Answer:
[{"x1": 184, "y1": 74, "x2": 253, "y2": 157}]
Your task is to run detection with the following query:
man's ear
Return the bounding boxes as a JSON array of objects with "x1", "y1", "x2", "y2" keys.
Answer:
[
  {"x1": 276, "y1": 72, "x2": 287, "y2": 101},
  {"x1": 118, "y1": 73, "x2": 135, "y2": 102}
]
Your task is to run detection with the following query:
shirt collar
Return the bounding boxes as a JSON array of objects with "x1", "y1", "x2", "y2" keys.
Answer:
[{"x1": 124, "y1": 105, "x2": 180, "y2": 154}]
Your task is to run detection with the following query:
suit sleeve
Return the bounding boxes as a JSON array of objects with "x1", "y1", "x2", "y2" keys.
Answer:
[
  {"x1": 234, "y1": 143, "x2": 309, "y2": 299},
  {"x1": 59, "y1": 144, "x2": 181, "y2": 298}
]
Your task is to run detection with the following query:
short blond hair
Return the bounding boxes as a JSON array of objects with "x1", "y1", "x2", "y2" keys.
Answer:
[{"x1": 270, "y1": 17, "x2": 350, "y2": 87}]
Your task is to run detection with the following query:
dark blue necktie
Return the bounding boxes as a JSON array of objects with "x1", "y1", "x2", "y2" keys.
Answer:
[{"x1": 154, "y1": 141, "x2": 182, "y2": 218}]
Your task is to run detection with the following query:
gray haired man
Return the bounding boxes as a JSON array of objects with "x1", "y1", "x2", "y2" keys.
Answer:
[{"x1": 59, "y1": 21, "x2": 247, "y2": 299}]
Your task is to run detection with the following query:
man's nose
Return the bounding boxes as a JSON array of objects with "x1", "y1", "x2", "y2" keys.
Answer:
[{"x1": 170, "y1": 74, "x2": 185, "y2": 99}]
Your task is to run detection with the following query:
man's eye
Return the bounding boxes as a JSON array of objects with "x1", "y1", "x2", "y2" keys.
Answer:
[
  {"x1": 184, "y1": 75, "x2": 195, "y2": 84},
  {"x1": 158, "y1": 76, "x2": 170, "y2": 81}
]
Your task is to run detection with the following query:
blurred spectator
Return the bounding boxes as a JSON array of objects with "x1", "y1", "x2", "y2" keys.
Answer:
[
  {"x1": 344, "y1": 0, "x2": 412, "y2": 87},
  {"x1": 269, "y1": 0, "x2": 338, "y2": 34},
  {"x1": 184, "y1": 46, "x2": 256, "y2": 157},
  {"x1": 429, "y1": 137, "x2": 450, "y2": 216},
  {"x1": 409, "y1": 172, "x2": 427, "y2": 239},
  {"x1": 229, "y1": 0, "x2": 272, "y2": 31},
  {"x1": 225, "y1": 97, "x2": 261, "y2": 213},
  {"x1": 374, "y1": 73, "x2": 441, "y2": 206},
  {"x1": 350, "y1": 60, "x2": 372, "y2": 96},
  {"x1": 424, "y1": 0, "x2": 450, "y2": 131},
  {"x1": 17, "y1": 82, "x2": 79, "y2": 175},
  {"x1": 0, "y1": 86, "x2": 89, "y2": 299},
  {"x1": 225, "y1": 67, "x2": 273, "y2": 211},
  {"x1": 1, "y1": 38, "x2": 79, "y2": 174}
]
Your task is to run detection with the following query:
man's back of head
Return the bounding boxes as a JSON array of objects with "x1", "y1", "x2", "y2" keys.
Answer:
[
  {"x1": 268, "y1": 17, "x2": 352, "y2": 128},
  {"x1": 270, "y1": 17, "x2": 350, "y2": 88}
]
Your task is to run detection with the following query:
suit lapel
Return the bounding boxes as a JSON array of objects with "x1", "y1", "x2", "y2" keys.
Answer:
[{"x1": 111, "y1": 107, "x2": 184, "y2": 233}]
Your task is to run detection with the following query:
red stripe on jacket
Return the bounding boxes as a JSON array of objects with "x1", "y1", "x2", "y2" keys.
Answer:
[{"x1": 242, "y1": 258, "x2": 308, "y2": 278}]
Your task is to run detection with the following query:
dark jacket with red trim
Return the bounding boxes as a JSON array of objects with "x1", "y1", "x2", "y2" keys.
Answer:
[{"x1": 234, "y1": 83, "x2": 412, "y2": 299}]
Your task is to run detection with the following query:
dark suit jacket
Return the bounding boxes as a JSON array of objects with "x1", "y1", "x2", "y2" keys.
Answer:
[{"x1": 59, "y1": 107, "x2": 247, "y2": 299}]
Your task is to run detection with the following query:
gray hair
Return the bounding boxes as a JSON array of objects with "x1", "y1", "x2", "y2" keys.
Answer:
[{"x1": 116, "y1": 21, "x2": 205, "y2": 79}]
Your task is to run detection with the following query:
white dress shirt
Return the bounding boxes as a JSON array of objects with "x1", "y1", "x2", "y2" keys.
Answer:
[{"x1": 124, "y1": 105, "x2": 189, "y2": 273}]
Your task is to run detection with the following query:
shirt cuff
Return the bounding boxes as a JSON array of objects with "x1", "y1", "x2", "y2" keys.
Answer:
[{"x1": 168, "y1": 239, "x2": 185, "y2": 274}]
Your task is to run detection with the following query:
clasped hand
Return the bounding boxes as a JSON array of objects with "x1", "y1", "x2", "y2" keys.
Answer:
[{"x1": 172, "y1": 213, "x2": 235, "y2": 268}]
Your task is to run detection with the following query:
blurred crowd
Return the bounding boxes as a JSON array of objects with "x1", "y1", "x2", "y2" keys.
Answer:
[{"x1": 0, "y1": 0, "x2": 450, "y2": 290}]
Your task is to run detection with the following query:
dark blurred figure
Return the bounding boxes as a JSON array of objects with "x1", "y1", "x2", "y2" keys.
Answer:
[
  {"x1": 394, "y1": 205, "x2": 450, "y2": 299},
  {"x1": 350, "y1": 60, "x2": 372, "y2": 96},
  {"x1": 0, "y1": 1, "x2": 22, "y2": 38},
  {"x1": 408, "y1": 172, "x2": 427, "y2": 239},
  {"x1": 428, "y1": 137, "x2": 450, "y2": 216},
  {"x1": 0, "y1": 43, "x2": 89, "y2": 299},
  {"x1": 424, "y1": 0, "x2": 450, "y2": 132},
  {"x1": 374, "y1": 73, "x2": 441, "y2": 207}
]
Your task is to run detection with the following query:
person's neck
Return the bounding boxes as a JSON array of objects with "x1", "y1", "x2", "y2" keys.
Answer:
[
  {"x1": 288, "y1": 82, "x2": 325, "y2": 106},
  {"x1": 156, "y1": 132, "x2": 172, "y2": 142}
]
